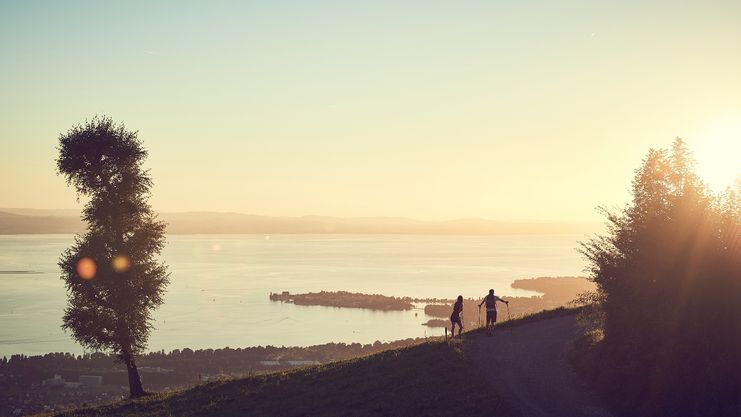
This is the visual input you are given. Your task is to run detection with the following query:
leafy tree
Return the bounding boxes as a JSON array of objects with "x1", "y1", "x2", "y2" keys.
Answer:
[
  {"x1": 581, "y1": 138, "x2": 741, "y2": 416},
  {"x1": 56, "y1": 116, "x2": 169, "y2": 397}
]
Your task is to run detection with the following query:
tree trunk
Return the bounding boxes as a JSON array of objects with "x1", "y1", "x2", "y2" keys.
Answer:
[{"x1": 121, "y1": 349, "x2": 146, "y2": 398}]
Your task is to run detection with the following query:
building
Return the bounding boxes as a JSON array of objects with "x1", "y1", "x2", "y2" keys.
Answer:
[
  {"x1": 138, "y1": 366, "x2": 174, "y2": 373},
  {"x1": 79, "y1": 375, "x2": 103, "y2": 387},
  {"x1": 42, "y1": 375, "x2": 65, "y2": 387},
  {"x1": 286, "y1": 360, "x2": 320, "y2": 366}
]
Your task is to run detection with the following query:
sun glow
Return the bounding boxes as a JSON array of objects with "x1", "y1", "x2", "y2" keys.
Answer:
[{"x1": 693, "y1": 122, "x2": 741, "y2": 193}]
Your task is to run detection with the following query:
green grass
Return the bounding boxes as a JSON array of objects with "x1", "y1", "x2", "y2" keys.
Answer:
[
  {"x1": 49, "y1": 341, "x2": 517, "y2": 417},
  {"x1": 48, "y1": 308, "x2": 582, "y2": 417}
]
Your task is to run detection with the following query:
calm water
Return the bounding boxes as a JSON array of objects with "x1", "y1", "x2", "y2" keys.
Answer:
[{"x1": 0, "y1": 234, "x2": 586, "y2": 357}]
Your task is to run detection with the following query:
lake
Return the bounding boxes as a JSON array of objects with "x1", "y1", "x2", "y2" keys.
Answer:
[{"x1": 0, "y1": 234, "x2": 587, "y2": 357}]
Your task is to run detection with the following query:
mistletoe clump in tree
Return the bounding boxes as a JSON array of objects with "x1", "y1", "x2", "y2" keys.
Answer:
[{"x1": 57, "y1": 116, "x2": 169, "y2": 398}]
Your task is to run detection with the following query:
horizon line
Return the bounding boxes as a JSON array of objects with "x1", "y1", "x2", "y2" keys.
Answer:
[{"x1": 0, "y1": 207, "x2": 602, "y2": 225}]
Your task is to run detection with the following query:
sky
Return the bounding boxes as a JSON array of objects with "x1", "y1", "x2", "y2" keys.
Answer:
[{"x1": 1, "y1": 0, "x2": 740, "y2": 222}]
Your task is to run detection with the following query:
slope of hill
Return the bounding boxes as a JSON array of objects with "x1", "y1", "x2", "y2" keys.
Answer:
[
  {"x1": 45, "y1": 308, "x2": 612, "y2": 417},
  {"x1": 0, "y1": 209, "x2": 597, "y2": 235},
  {"x1": 469, "y1": 311, "x2": 613, "y2": 417},
  {"x1": 49, "y1": 341, "x2": 516, "y2": 417}
]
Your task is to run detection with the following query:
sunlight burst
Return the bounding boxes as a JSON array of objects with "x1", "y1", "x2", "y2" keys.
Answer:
[{"x1": 694, "y1": 122, "x2": 741, "y2": 192}]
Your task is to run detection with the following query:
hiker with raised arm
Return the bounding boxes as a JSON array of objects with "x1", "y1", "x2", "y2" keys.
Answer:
[
  {"x1": 478, "y1": 289, "x2": 508, "y2": 336},
  {"x1": 450, "y1": 295, "x2": 464, "y2": 338}
]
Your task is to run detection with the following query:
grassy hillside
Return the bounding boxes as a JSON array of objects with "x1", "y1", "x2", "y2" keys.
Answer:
[
  {"x1": 41, "y1": 308, "x2": 584, "y2": 417},
  {"x1": 49, "y1": 340, "x2": 519, "y2": 417}
]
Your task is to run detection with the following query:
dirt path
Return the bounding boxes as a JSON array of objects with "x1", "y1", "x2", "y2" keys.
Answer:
[{"x1": 468, "y1": 314, "x2": 614, "y2": 417}]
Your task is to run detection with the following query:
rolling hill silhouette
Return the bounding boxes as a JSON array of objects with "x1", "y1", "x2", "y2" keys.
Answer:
[
  {"x1": 0, "y1": 209, "x2": 597, "y2": 235},
  {"x1": 46, "y1": 308, "x2": 612, "y2": 417}
]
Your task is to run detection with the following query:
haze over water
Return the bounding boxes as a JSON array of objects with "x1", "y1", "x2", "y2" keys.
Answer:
[{"x1": 0, "y1": 234, "x2": 585, "y2": 357}]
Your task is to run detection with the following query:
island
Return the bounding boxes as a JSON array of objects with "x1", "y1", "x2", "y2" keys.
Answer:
[{"x1": 269, "y1": 290, "x2": 415, "y2": 311}]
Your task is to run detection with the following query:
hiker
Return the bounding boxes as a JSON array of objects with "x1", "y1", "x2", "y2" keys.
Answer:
[
  {"x1": 450, "y1": 295, "x2": 464, "y2": 337},
  {"x1": 478, "y1": 289, "x2": 508, "y2": 336}
]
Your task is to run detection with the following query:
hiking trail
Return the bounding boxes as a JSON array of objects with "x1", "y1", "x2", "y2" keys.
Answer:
[{"x1": 468, "y1": 314, "x2": 614, "y2": 417}]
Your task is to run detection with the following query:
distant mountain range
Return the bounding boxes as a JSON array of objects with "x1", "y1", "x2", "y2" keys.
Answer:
[
  {"x1": 0, "y1": 210, "x2": 84, "y2": 234},
  {"x1": 0, "y1": 208, "x2": 598, "y2": 235}
]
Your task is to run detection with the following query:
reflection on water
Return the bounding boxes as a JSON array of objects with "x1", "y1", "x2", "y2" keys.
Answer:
[{"x1": 0, "y1": 234, "x2": 585, "y2": 356}]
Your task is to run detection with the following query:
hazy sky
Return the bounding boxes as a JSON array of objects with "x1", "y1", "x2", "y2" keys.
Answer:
[{"x1": 1, "y1": 0, "x2": 740, "y2": 222}]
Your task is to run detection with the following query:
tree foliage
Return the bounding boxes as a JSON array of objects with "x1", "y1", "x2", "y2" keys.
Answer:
[
  {"x1": 581, "y1": 138, "x2": 741, "y2": 416},
  {"x1": 56, "y1": 116, "x2": 169, "y2": 397}
]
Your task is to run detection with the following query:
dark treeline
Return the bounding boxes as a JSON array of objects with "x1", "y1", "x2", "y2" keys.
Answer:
[
  {"x1": 0, "y1": 338, "x2": 427, "y2": 394},
  {"x1": 580, "y1": 138, "x2": 741, "y2": 417}
]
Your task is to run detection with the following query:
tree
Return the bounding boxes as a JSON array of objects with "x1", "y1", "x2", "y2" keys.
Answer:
[
  {"x1": 581, "y1": 138, "x2": 741, "y2": 416},
  {"x1": 56, "y1": 116, "x2": 169, "y2": 398}
]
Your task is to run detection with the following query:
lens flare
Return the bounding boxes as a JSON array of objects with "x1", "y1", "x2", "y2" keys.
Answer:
[
  {"x1": 112, "y1": 255, "x2": 131, "y2": 272},
  {"x1": 76, "y1": 257, "x2": 97, "y2": 280},
  {"x1": 695, "y1": 122, "x2": 741, "y2": 192}
]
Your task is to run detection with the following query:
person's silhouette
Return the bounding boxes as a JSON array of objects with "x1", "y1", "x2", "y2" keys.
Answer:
[
  {"x1": 450, "y1": 295, "x2": 464, "y2": 337},
  {"x1": 478, "y1": 289, "x2": 508, "y2": 336}
]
